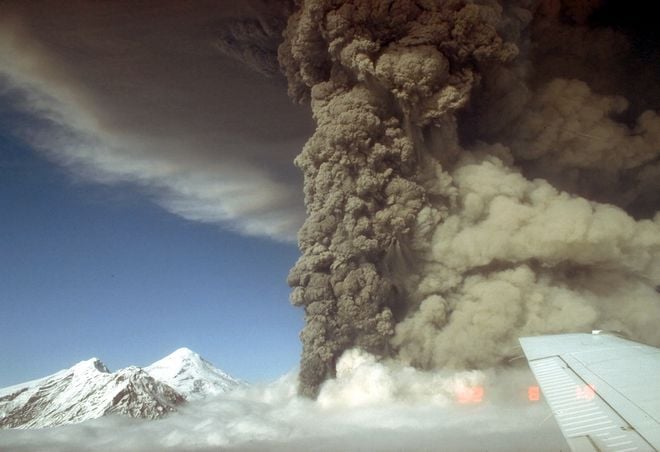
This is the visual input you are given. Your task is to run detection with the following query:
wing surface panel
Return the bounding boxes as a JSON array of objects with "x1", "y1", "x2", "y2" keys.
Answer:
[{"x1": 520, "y1": 333, "x2": 660, "y2": 452}]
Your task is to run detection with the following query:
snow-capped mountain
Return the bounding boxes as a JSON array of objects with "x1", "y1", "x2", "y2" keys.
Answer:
[
  {"x1": 0, "y1": 349, "x2": 241, "y2": 429},
  {"x1": 0, "y1": 358, "x2": 184, "y2": 429},
  {"x1": 146, "y1": 347, "x2": 242, "y2": 400}
]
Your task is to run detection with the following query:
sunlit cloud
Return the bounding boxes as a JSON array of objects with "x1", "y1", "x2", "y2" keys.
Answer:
[{"x1": 0, "y1": 353, "x2": 566, "y2": 451}]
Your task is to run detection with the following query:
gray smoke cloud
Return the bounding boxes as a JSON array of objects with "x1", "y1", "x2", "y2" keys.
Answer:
[{"x1": 278, "y1": 0, "x2": 660, "y2": 397}]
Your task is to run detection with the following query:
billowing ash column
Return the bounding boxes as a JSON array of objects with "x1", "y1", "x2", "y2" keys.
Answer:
[
  {"x1": 279, "y1": 0, "x2": 660, "y2": 399},
  {"x1": 279, "y1": 0, "x2": 520, "y2": 397}
]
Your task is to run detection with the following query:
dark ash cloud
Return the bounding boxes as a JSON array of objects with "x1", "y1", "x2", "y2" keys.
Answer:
[{"x1": 278, "y1": 0, "x2": 660, "y2": 397}]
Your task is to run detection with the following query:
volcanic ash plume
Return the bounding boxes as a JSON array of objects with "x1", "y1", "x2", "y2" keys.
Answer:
[{"x1": 279, "y1": 0, "x2": 660, "y2": 397}]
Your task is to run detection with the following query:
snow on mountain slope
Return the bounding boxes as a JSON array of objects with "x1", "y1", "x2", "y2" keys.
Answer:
[
  {"x1": 0, "y1": 358, "x2": 184, "y2": 429},
  {"x1": 0, "y1": 348, "x2": 242, "y2": 429},
  {"x1": 145, "y1": 347, "x2": 242, "y2": 400}
]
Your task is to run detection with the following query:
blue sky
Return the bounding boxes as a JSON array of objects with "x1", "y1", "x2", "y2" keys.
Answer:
[
  {"x1": 0, "y1": 2, "x2": 316, "y2": 389},
  {"x1": 0, "y1": 131, "x2": 303, "y2": 387}
]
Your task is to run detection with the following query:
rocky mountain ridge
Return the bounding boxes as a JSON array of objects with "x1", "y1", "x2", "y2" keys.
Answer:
[{"x1": 0, "y1": 349, "x2": 241, "y2": 429}]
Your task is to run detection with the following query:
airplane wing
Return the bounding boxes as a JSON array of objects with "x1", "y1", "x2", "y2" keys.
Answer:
[{"x1": 519, "y1": 333, "x2": 660, "y2": 452}]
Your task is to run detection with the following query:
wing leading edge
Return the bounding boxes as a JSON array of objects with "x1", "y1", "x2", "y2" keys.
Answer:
[{"x1": 520, "y1": 333, "x2": 660, "y2": 452}]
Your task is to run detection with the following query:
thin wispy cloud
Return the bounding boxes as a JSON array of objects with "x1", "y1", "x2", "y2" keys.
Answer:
[{"x1": 0, "y1": 1, "x2": 311, "y2": 241}]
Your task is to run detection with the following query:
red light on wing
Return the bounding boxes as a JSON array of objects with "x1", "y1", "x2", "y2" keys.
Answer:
[
  {"x1": 528, "y1": 385, "x2": 540, "y2": 402},
  {"x1": 456, "y1": 385, "x2": 484, "y2": 404},
  {"x1": 576, "y1": 384, "x2": 596, "y2": 400}
]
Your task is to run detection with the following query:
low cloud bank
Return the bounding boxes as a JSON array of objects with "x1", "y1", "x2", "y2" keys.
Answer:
[{"x1": 0, "y1": 350, "x2": 566, "y2": 451}]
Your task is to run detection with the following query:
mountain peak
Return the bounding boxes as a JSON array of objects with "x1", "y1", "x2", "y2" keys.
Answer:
[
  {"x1": 0, "y1": 350, "x2": 242, "y2": 429},
  {"x1": 169, "y1": 347, "x2": 199, "y2": 359},
  {"x1": 150, "y1": 347, "x2": 204, "y2": 370},
  {"x1": 71, "y1": 358, "x2": 110, "y2": 374},
  {"x1": 0, "y1": 358, "x2": 182, "y2": 429},
  {"x1": 146, "y1": 348, "x2": 241, "y2": 400}
]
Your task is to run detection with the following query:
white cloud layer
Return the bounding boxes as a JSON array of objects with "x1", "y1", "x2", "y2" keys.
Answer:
[{"x1": 0, "y1": 350, "x2": 567, "y2": 451}]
